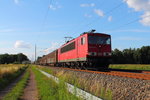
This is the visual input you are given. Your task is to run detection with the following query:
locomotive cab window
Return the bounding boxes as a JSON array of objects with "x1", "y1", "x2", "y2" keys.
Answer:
[
  {"x1": 61, "y1": 41, "x2": 75, "y2": 53},
  {"x1": 88, "y1": 36, "x2": 111, "y2": 45},
  {"x1": 81, "y1": 37, "x2": 85, "y2": 45}
]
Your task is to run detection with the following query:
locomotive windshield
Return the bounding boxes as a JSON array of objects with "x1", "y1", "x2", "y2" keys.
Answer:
[{"x1": 88, "y1": 36, "x2": 111, "y2": 44}]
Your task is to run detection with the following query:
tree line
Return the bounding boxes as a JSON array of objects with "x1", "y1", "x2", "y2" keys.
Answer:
[
  {"x1": 1, "y1": 46, "x2": 149, "y2": 64},
  {"x1": 0, "y1": 53, "x2": 30, "y2": 64},
  {"x1": 112, "y1": 46, "x2": 150, "y2": 64}
]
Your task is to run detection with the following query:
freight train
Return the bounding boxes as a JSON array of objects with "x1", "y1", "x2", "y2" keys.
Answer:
[{"x1": 38, "y1": 30, "x2": 111, "y2": 70}]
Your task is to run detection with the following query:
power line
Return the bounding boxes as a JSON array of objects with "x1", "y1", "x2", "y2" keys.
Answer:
[
  {"x1": 106, "y1": 14, "x2": 150, "y2": 32},
  {"x1": 105, "y1": 0, "x2": 125, "y2": 14},
  {"x1": 41, "y1": 0, "x2": 53, "y2": 30},
  {"x1": 36, "y1": 0, "x2": 53, "y2": 60},
  {"x1": 73, "y1": 0, "x2": 127, "y2": 34},
  {"x1": 66, "y1": 0, "x2": 105, "y2": 36},
  {"x1": 37, "y1": 0, "x2": 53, "y2": 41}
]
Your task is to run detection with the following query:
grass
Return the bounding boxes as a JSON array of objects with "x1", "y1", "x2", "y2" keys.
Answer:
[
  {"x1": 109, "y1": 64, "x2": 150, "y2": 70},
  {"x1": 56, "y1": 71, "x2": 112, "y2": 100},
  {"x1": 2, "y1": 68, "x2": 30, "y2": 100},
  {"x1": 0, "y1": 64, "x2": 28, "y2": 91},
  {"x1": 37, "y1": 66, "x2": 113, "y2": 100},
  {"x1": 32, "y1": 66, "x2": 81, "y2": 100},
  {"x1": 0, "y1": 64, "x2": 25, "y2": 77}
]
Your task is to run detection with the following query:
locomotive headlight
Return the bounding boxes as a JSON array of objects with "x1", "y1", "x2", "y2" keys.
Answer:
[
  {"x1": 88, "y1": 52, "x2": 92, "y2": 56},
  {"x1": 94, "y1": 52, "x2": 97, "y2": 56},
  {"x1": 88, "y1": 52, "x2": 97, "y2": 56},
  {"x1": 103, "y1": 52, "x2": 111, "y2": 56},
  {"x1": 103, "y1": 52, "x2": 106, "y2": 56},
  {"x1": 108, "y1": 52, "x2": 112, "y2": 56}
]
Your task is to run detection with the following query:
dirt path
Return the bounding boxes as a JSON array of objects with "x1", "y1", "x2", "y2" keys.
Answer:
[
  {"x1": 0, "y1": 73, "x2": 25, "y2": 100},
  {"x1": 20, "y1": 70, "x2": 38, "y2": 100}
]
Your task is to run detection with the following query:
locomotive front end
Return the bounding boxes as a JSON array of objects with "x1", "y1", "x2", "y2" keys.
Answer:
[{"x1": 87, "y1": 33, "x2": 111, "y2": 69}]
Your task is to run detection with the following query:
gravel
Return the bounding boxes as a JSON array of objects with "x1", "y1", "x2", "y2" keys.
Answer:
[{"x1": 49, "y1": 67, "x2": 150, "y2": 100}]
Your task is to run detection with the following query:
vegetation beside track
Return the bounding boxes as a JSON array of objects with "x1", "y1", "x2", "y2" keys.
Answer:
[
  {"x1": 109, "y1": 64, "x2": 150, "y2": 70},
  {"x1": 3, "y1": 68, "x2": 30, "y2": 100},
  {"x1": 112, "y1": 46, "x2": 150, "y2": 64},
  {"x1": 32, "y1": 66, "x2": 81, "y2": 100},
  {"x1": 37, "y1": 66, "x2": 112, "y2": 100},
  {"x1": 0, "y1": 64, "x2": 28, "y2": 91},
  {"x1": 0, "y1": 64, "x2": 25, "y2": 76},
  {"x1": 0, "y1": 53, "x2": 30, "y2": 64}
]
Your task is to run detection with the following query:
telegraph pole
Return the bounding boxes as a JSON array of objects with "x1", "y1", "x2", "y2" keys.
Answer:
[{"x1": 35, "y1": 44, "x2": 36, "y2": 64}]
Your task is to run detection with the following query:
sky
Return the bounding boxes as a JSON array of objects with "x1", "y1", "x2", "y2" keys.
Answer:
[{"x1": 0, "y1": 0, "x2": 150, "y2": 61}]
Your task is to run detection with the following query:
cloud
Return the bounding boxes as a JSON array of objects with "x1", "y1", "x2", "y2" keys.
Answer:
[
  {"x1": 84, "y1": 14, "x2": 92, "y2": 18},
  {"x1": 140, "y1": 12, "x2": 150, "y2": 26},
  {"x1": 14, "y1": 0, "x2": 19, "y2": 4},
  {"x1": 0, "y1": 29, "x2": 15, "y2": 33},
  {"x1": 0, "y1": 47, "x2": 33, "y2": 61},
  {"x1": 108, "y1": 16, "x2": 112, "y2": 22},
  {"x1": 124, "y1": 0, "x2": 150, "y2": 26},
  {"x1": 49, "y1": 5, "x2": 57, "y2": 10},
  {"x1": 94, "y1": 9, "x2": 104, "y2": 17},
  {"x1": 43, "y1": 42, "x2": 61, "y2": 54},
  {"x1": 80, "y1": 3, "x2": 95, "y2": 7},
  {"x1": 24, "y1": 52, "x2": 35, "y2": 61},
  {"x1": 14, "y1": 41, "x2": 31, "y2": 49},
  {"x1": 49, "y1": 2, "x2": 62, "y2": 10}
]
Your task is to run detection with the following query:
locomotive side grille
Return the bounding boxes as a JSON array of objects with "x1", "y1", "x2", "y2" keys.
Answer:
[{"x1": 98, "y1": 53, "x2": 102, "y2": 56}]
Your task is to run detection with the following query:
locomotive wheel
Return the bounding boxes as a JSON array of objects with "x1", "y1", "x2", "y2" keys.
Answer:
[
  {"x1": 69, "y1": 62, "x2": 74, "y2": 68},
  {"x1": 81, "y1": 62, "x2": 87, "y2": 70},
  {"x1": 62, "y1": 63, "x2": 65, "y2": 67},
  {"x1": 68, "y1": 62, "x2": 71, "y2": 68},
  {"x1": 65, "y1": 63, "x2": 69, "y2": 68},
  {"x1": 76, "y1": 62, "x2": 81, "y2": 69}
]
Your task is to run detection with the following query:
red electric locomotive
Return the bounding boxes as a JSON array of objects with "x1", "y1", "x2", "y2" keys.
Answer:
[
  {"x1": 57, "y1": 30, "x2": 111, "y2": 69},
  {"x1": 38, "y1": 30, "x2": 111, "y2": 70}
]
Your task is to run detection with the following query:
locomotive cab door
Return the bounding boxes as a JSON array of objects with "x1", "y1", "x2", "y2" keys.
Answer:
[{"x1": 77, "y1": 35, "x2": 88, "y2": 62}]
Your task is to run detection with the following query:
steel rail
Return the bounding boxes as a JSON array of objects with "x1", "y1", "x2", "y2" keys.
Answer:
[{"x1": 48, "y1": 67, "x2": 150, "y2": 80}]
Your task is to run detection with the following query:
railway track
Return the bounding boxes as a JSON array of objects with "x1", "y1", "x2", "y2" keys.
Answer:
[
  {"x1": 142, "y1": 71, "x2": 150, "y2": 74},
  {"x1": 40, "y1": 66, "x2": 150, "y2": 100},
  {"x1": 46, "y1": 66, "x2": 150, "y2": 80}
]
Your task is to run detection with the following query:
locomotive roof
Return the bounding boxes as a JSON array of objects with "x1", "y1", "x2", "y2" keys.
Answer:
[
  {"x1": 80, "y1": 32, "x2": 110, "y2": 36},
  {"x1": 61, "y1": 32, "x2": 110, "y2": 47}
]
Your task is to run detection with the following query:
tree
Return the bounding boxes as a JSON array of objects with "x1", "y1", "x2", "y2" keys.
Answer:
[
  {"x1": 112, "y1": 49, "x2": 124, "y2": 64},
  {"x1": 140, "y1": 46, "x2": 150, "y2": 64},
  {"x1": 111, "y1": 46, "x2": 150, "y2": 64},
  {"x1": 0, "y1": 53, "x2": 30, "y2": 64},
  {"x1": 17, "y1": 53, "x2": 29, "y2": 63}
]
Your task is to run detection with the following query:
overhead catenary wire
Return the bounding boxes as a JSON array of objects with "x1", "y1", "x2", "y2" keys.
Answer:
[
  {"x1": 73, "y1": 0, "x2": 128, "y2": 34},
  {"x1": 41, "y1": 0, "x2": 53, "y2": 30},
  {"x1": 105, "y1": 14, "x2": 150, "y2": 32},
  {"x1": 35, "y1": 0, "x2": 53, "y2": 60},
  {"x1": 37, "y1": 0, "x2": 53, "y2": 39},
  {"x1": 66, "y1": 0, "x2": 105, "y2": 36}
]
